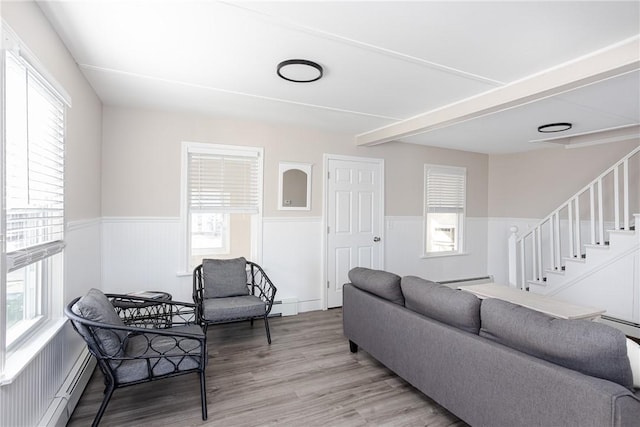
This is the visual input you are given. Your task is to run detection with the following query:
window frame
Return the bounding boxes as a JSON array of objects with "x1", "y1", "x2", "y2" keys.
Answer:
[
  {"x1": 423, "y1": 164, "x2": 467, "y2": 257},
  {"x1": 179, "y1": 142, "x2": 263, "y2": 274},
  {"x1": 1, "y1": 23, "x2": 70, "y2": 375}
]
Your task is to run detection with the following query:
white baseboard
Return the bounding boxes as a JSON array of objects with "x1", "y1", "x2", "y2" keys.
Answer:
[
  {"x1": 271, "y1": 297, "x2": 299, "y2": 316},
  {"x1": 38, "y1": 348, "x2": 96, "y2": 427}
]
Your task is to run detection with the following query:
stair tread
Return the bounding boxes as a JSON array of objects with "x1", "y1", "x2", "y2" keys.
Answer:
[
  {"x1": 527, "y1": 279, "x2": 546, "y2": 286},
  {"x1": 609, "y1": 229, "x2": 636, "y2": 234},
  {"x1": 584, "y1": 243, "x2": 610, "y2": 249}
]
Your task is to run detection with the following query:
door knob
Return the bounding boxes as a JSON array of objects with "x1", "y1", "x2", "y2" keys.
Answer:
[{"x1": 373, "y1": 236, "x2": 381, "y2": 242}]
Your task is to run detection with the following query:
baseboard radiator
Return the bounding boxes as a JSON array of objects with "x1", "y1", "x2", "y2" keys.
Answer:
[
  {"x1": 38, "y1": 348, "x2": 96, "y2": 427},
  {"x1": 601, "y1": 316, "x2": 640, "y2": 340}
]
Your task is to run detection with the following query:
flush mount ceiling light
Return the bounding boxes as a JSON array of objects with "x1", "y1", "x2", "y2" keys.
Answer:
[
  {"x1": 277, "y1": 59, "x2": 323, "y2": 83},
  {"x1": 537, "y1": 122, "x2": 573, "y2": 133}
]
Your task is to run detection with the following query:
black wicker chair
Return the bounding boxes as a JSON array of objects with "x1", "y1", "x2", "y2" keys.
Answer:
[
  {"x1": 193, "y1": 257, "x2": 277, "y2": 344},
  {"x1": 65, "y1": 289, "x2": 208, "y2": 427}
]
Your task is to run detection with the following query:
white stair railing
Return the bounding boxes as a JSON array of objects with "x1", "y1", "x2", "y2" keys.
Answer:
[{"x1": 508, "y1": 146, "x2": 640, "y2": 290}]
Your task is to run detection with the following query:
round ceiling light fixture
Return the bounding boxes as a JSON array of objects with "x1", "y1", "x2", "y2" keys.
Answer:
[
  {"x1": 277, "y1": 59, "x2": 323, "y2": 83},
  {"x1": 537, "y1": 122, "x2": 573, "y2": 133}
]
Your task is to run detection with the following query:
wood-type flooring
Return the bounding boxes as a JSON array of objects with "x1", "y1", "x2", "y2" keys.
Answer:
[{"x1": 68, "y1": 308, "x2": 466, "y2": 427}]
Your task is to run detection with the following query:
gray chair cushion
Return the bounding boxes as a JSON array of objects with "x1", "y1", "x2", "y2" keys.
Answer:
[
  {"x1": 348, "y1": 267, "x2": 404, "y2": 305},
  {"x1": 202, "y1": 295, "x2": 266, "y2": 322},
  {"x1": 202, "y1": 257, "x2": 249, "y2": 298},
  {"x1": 480, "y1": 298, "x2": 634, "y2": 389},
  {"x1": 71, "y1": 288, "x2": 128, "y2": 356},
  {"x1": 401, "y1": 276, "x2": 481, "y2": 334},
  {"x1": 113, "y1": 324, "x2": 204, "y2": 384}
]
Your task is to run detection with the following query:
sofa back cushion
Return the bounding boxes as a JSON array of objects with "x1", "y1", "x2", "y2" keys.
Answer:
[
  {"x1": 348, "y1": 267, "x2": 404, "y2": 305},
  {"x1": 71, "y1": 288, "x2": 128, "y2": 356},
  {"x1": 480, "y1": 298, "x2": 633, "y2": 389},
  {"x1": 202, "y1": 257, "x2": 249, "y2": 298},
  {"x1": 401, "y1": 276, "x2": 481, "y2": 334}
]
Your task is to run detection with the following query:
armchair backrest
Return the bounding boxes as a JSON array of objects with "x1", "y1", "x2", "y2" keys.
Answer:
[{"x1": 201, "y1": 257, "x2": 250, "y2": 299}]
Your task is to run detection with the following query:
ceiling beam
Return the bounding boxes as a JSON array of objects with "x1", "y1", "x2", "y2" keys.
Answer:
[{"x1": 356, "y1": 37, "x2": 640, "y2": 146}]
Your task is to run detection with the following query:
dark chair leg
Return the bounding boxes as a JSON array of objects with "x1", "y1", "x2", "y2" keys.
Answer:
[
  {"x1": 349, "y1": 340, "x2": 358, "y2": 353},
  {"x1": 199, "y1": 371, "x2": 208, "y2": 420},
  {"x1": 250, "y1": 317, "x2": 254, "y2": 327},
  {"x1": 93, "y1": 382, "x2": 115, "y2": 427},
  {"x1": 264, "y1": 314, "x2": 272, "y2": 344}
]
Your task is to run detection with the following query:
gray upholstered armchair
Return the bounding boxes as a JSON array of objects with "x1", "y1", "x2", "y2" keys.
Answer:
[
  {"x1": 193, "y1": 257, "x2": 277, "y2": 344},
  {"x1": 65, "y1": 289, "x2": 208, "y2": 427}
]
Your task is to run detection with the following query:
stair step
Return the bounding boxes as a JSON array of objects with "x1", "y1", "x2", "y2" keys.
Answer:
[
  {"x1": 527, "y1": 279, "x2": 546, "y2": 288},
  {"x1": 545, "y1": 268, "x2": 565, "y2": 276},
  {"x1": 564, "y1": 257, "x2": 586, "y2": 264},
  {"x1": 585, "y1": 243, "x2": 610, "y2": 250}
]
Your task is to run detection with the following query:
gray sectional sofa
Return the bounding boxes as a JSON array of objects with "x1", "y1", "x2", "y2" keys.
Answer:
[{"x1": 343, "y1": 267, "x2": 640, "y2": 427}]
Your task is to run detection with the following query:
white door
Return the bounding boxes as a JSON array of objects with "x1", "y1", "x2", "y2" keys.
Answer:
[{"x1": 326, "y1": 156, "x2": 384, "y2": 308}]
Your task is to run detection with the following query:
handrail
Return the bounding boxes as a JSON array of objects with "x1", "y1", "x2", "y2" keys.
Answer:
[{"x1": 508, "y1": 145, "x2": 639, "y2": 289}]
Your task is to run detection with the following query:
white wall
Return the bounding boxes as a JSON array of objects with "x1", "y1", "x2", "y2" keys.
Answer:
[
  {"x1": 262, "y1": 218, "x2": 323, "y2": 312},
  {"x1": 99, "y1": 106, "x2": 490, "y2": 309},
  {"x1": 385, "y1": 217, "x2": 488, "y2": 281}
]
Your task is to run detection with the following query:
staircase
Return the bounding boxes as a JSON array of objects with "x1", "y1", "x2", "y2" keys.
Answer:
[{"x1": 508, "y1": 146, "x2": 640, "y2": 335}]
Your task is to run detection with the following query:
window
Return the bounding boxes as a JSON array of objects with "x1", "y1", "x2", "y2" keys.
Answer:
[
  {"x1": 424, "y1": 164, "x2": 466, "y2": 255},
  {"x1": 1, "y1": 31, "x2": 69, "y2": 361},
  {"x1": 182, "y1": 143, "x2": 262, "y2": 270}
]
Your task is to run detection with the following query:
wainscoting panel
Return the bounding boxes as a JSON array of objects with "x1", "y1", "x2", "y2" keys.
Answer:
[
  {"x1": 65, "y1": 218, "x2": 103, "y2": 314},
  {"x1": 384, "y1": 216, "x2": 489, "y2": 282},
  {"x1": 0, "y1": 331, "x2": 65, "y2": 427},
  {"x1": 101, "y1": 216, "x2": 490, "y2": 312},
  {"x1": 101, "y1": 218, "x2": 191, "y2": 301},
  {"x1": 262, "y1": 217, "x2": 323, "y2": 313}
]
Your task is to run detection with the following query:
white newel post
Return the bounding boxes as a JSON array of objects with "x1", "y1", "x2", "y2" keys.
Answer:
[{"x1": 508, "y1": 226, "x2": 519, "y2": 288}]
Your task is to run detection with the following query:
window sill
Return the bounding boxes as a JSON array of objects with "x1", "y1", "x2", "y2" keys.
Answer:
[
  {"x1": 0, "y1": 318, "x2": 66, "y2": 386},
  {"x1": 421, "y1": 252, "x2": 470, "y2": 259}
]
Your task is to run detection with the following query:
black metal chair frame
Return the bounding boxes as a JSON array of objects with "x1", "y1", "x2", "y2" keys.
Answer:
[
  {"x1": 65, "y1": 295, "x2": 208, "y2": 427},
  {"x1": 193, "y1": 260, "x2": 277, "y2": 343}
]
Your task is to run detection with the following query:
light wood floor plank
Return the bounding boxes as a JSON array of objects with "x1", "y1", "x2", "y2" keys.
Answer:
[{"x1": 68, "y1": 308, "x2": 467, "y2": 426}]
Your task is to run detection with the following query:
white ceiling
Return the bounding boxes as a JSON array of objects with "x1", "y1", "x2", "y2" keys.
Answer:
[{"x1": 38, "y1": 1, "x2": 640, "y2": 153}]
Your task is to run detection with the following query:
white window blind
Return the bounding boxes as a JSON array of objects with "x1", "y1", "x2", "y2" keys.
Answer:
[
  {"x1": 425, "y1": 166, "x2": 466, "y2": 213},
  {"x1": 4, "y1": 50, "x2": 65, "y2": 271},
  {"x1": 188, "y1": 151, "x2": 260, "y2": 214}
]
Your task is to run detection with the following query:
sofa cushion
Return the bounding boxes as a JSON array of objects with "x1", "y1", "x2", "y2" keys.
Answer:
[
  {"x1": 71, "y1": 288, "x2": 128, "y2": 357},
  {"x1": 202, "y1": 257, "x2": 249, "y2": 298},
  {"x1": 114, "y1": 324, "x2": 204, "y2": 384},
  {"x1": 401, "y1": 276, "x2": 481, "y2": 334},
  {"x1": 348, "y1": 267, "x2": 404, "y2": 305},
  {"x1": 480, "y1": 298, "x2": 633, "y2": 389}
]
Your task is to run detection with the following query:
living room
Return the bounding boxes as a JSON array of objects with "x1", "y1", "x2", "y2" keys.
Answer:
[{"x1": 0, "y1": 1, "x2": 639, "y2": 426}]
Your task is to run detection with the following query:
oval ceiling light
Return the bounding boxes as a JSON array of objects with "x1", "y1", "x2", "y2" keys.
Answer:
[
  {"x1": 537, "y1": 122, "x2": 572, "y2": 133},
  {"x1": 277, "y1": 59, "x2": 323, "y2": 83}
]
